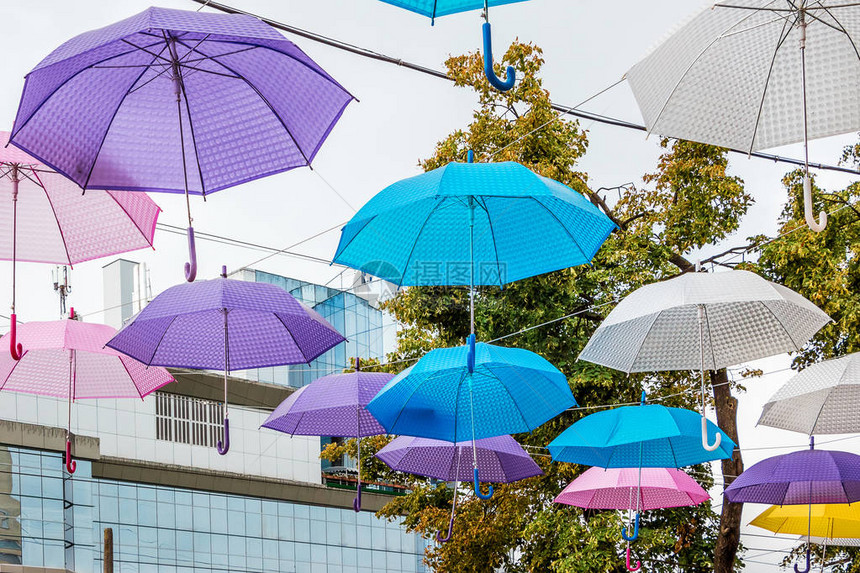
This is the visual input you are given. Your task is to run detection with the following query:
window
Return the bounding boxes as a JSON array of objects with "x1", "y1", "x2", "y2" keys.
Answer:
[{"x1": 155, "y1": 393, "x2": 223, "y2": 447}]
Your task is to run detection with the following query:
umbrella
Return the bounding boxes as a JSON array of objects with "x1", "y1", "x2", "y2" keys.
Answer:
[
  {"x1": 626, "y1": 1, "x2": 860, "y2": 231},
  {"x1": 579, "y1": 269, "x2": 830, "y2": 451},
  {"x1": 376, "y1": 434, "x2": 542, "y2": 542},
  {"x1": 261, "y1": 359, "x2": 393, "y2": 511},
  {"x1": 725, "y1": 437, "x2": 860, "y2": 573},
  {"x1": 555, "y1": 465, "x2": 709, "y2": 572},
  {"x1": 367, "y1": 339, "x2": 575, "y2": 498},
  {"x1": 377, "y1": 0, "x2": 529, "y2": 91},
  {"x1": 0, "y1": 131, "x2": 161, "y2": 359},
  {"x1": 9, "y1": 6, "x2": 354, "y2": 281},
  {"x1": 107, "y1": 266, "x2": 345, "y2": 455},
  {"x1": 759, "y1": 352, "x2": 860, "y2": 436},
  {"x1": 0, "y1": 318, "x2": 173, "y2": 473}
]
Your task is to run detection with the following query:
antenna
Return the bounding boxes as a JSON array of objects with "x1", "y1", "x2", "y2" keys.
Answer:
[{"x1": 52, "y1": 266, "x2": 72, "y2": 318}]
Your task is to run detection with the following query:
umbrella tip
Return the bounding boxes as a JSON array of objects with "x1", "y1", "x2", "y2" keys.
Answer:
[
  {"x1": 640, "y1": 390, "x2": 646, "y2": 405},
  {"x1": 221, "y1": 265, "x2": 227, "y2": 278},
  {"x1": 810, "y1": 435, "x2": 815, "y2": 450},
  {"x1": 467, "y1": 150, "x2": 474, "y2": 163}
]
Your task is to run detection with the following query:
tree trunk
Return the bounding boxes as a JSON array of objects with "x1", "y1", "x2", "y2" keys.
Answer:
[{"x1": 710, "y1": 369, "x2": 743, "y2": 573}]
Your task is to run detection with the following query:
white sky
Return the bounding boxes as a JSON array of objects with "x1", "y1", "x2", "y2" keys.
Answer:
[{"x1": 1, "y1": 0, "x2": 858, "y2": 568}]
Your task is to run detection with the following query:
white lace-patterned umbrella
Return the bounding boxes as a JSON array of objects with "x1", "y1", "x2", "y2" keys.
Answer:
[
  {"x1": 627, "y1": 0, "x2": 860, "y2": 232},
  {"x1": 579, "y1": 269, "x2": 831, "y2": 451},
  {"x1": 759, "y1": 352, "x2": 860, "y2": 435}
]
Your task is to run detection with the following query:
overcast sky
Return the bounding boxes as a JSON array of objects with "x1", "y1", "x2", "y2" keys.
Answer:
[{"x1": 1, "y1": 1, "x2": 858, "y2": 566}]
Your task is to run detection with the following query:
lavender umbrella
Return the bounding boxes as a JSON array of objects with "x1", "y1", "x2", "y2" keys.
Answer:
[
  {"x1": 9, "y1": 7, "x2": 354, "y2": 282},
  {"x1": 107, "y1": 267, "x2": 345, "y2": 455},
  {"x1": 724, "y1": 437, "x2": 860, "y2": 573},
  {"x1": 375, "y1": 435, "x2": 542, "y2": 542},
  {"x1": 262, "y1": 359, "x2": 393, "y2": 511}
]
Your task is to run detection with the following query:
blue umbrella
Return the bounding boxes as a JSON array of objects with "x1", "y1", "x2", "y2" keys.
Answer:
[
  {"x1": 378, "y1": 0, "x2": 529, "y2": 91},
  {"x1": 333, "y1": 159, "x2": 615, "y2": 289},
  {"x1": 367, "y1": 336, "x2": 576, "y2": 498}
]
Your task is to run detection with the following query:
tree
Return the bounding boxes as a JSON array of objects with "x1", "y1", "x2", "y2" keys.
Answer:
[{"x1": 325, "y1": 41, "x2": 769, "y2": 572}]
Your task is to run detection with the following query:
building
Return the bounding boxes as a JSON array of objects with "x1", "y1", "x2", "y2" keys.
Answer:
[{"x1": 0, "y1": 262, "x2": 423, "y2": 573}]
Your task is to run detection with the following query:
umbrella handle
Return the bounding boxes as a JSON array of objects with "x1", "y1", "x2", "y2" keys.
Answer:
[
  {"x1": 353, "y1": 483, "x2": 362, "y2": 512},
  {"x1": 803, "y1": 175, "x2": 827, "y2": 232},
  {"x1": 436, "y1": 511, "x2": 455, "y2": 543},
  {"x1": 184, "y1": 227, "x2": 198, "y2": 282},
  {"x1": 482, "y1": 22, "x2": 515, "y2": 92},
  {"x1": 625, "y1": 545, "x2": 641, "y2": 572},
  {"x1": 701, "y1": 416, "x2": 722, "y2": 452},
  {"x1": 621, "y1": 513, "x2": 639, "y2": 542},
  {"x1": 216, "y1": 418, "x2": 230, "y2": 455},
  {"x1": 473, "y1": 468, "x2": 494, "y2": 500},
  {"x1": 9, "y1": 315, "x2": 22, "y2": 360},
  {"x1": 65, "y1": 439, "x2": 76, "y2": 474},
  {"x1": 794, "y1": 546, "x2": 811, "y2": 573}
]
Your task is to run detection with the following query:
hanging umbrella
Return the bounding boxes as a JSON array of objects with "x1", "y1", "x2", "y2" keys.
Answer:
[
  {"x1": 261, "y1": 359, "x2": 393, "y2": 512},
  {"x1": 725, "y1": 437, "x2": 860, "y2": 573},
  {"x1": 107, "y1": 266, "x2": 345, "y2": 455},
  {"x1": 367, "y1": 339, "x2": 575, "y2": 499},
  {"x1": 752, "y1": 504, "x2": 860, "y2": 540},
  {"x1": 0, "y1": 318, "x2": 173, "y2": 473},
  {"x1": 376, "y1": 0, "x2": 529, "y2": 91},
  {"x1": 759, "y1": 352, "x2": 860, "y2": 436},
  {"x1": 0, "y1": 131, "x2": 162, "y2": 359},
  {"x1": 555, "y1": 465, "x2": 709, "y2": 572},
  {"x1": 626, "y1": 1, "x2": 860, "y2": 232},
  {"x1": 376, "y1": 434, "x2": 542, "y2": 542},
  {"x1": 9, "y1": 6, "x2": 354, "y2": 282},
  {"x1": 579, "y1": 269, "x2": 830, "y2": 451}
]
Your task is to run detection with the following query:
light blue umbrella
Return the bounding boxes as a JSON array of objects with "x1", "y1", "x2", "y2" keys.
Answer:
[
  {"x1": 367, "y1": 337, "x2": 576, "y2": 498},
  {"x1": 333, "y1": 160, "x2": 615, "y2": 289},
  {"x1": 377, "y1": 0, "x2": 530, "y2": 91}
]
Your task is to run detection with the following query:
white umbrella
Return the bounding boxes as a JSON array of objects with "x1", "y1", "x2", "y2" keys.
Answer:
[
  {"x1": 627, "y1": 1, "x2": 860, "y2": 232},
  {"x1": 759, "y1": 352, "x2": 860, "y2": 435},
  {"x1": 579, "y1": 269, "x2": 831, "y2": 450}
]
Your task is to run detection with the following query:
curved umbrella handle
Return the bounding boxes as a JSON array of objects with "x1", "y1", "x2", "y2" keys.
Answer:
[
  {"x1": 216, "y1": 417, "x2": 230, "y2": 455},
  {"x1": 482, "y1": 22, "x2": 515, "y2": 92},
  {"x1": 184, "y1": 226, "x2": 198, "y2": 282},
  {"x1": 473, "y1": 468, "x2": 494, "y2": 500},
  {"x1": 803, "y1": 175, "x2": 827, "y2": 232},
  {"x1": 794, "y1": 546, "x2": 811, "y2": 573},
  {"x1": 436, "y1": 510, "x2": 455, "y2": 543},
  {"x1": 625, "y1": 545, "x2": 641, "y2": 572},
  {"x1": 701, "y1": 416, "x2": 722, "y2": 452},
  {"x1": 9, "y1": 315, "x2": 22, "y2": 360},
  {"x1": 353, "y1": 483, "x2": 362, "y2": 512},
  {"x1": 621, "y1": 513, "x2": 639, "y2": 542},
  {"x1": 65, "y1": 439, "x2": 76, "y2": 474}
]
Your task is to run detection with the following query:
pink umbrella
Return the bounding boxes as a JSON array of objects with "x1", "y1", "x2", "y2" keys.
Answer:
[
  {"x1": 0, "y1": 318, "x2": 173, "y2": 473},
  {"x1": 555, "y1": 467, "x2": 709, "y2": 571},
  {"x1": 0, "y1": 131, "x2": 161, "y2": 359}
]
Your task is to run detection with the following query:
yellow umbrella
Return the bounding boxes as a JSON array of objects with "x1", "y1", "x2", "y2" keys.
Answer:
[{"x1": 751, "y1": 504, "x2": 860, "y2": 539}]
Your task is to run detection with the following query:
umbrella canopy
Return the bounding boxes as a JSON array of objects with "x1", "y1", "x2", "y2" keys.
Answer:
[
  {"x1": 759, "y1": 353, "x2": 860, "y2": 436},
  {"x1": 579, "y1": 270, "x2": 830, "y2": 374},
  {"x1": 547, "y1": 403, "x2": 735, "y2": 468},
  {"x1": 0, "y1": 319, "x2": 173, "y2": 472},
  {"x1": 752, "y1": 504, "x2": 860, "y2": 539},
  {"x1": 366, "y1": 341, "x2": 575, "y2": 442},
  {"x1": 0, "y1": 131, "x2": 162, "y2": 359},
  {"x1": 10, "y1": 6, "x2": 353, "y2": 281},
  {"x1": 262, "y1": 369, "x2": 392, "y2": 438},
  {"x1": 379, "y1": 0, "x2": 526, "y2": 19},
  {"x1": 554, "y1": 467, "x2": 709, "y2": 511},
  {"x1": 332, "y1": 161, "x2": 615, "y2": 287},
  {"x1": 107, "y1": 270, "x2": 345, "y2": 455},
  {"x1": 376, "y1": 435, "x2": 542, "y2": 483},
  {"x1": 724, "y1": 439, "x2": 860, "y2": 505},
  {"x1": 626, "y1": 2, "x2": 859, "y2": 231},
  {"x1": 806, "y1": 535, "x2": 860, "y2": 547}
]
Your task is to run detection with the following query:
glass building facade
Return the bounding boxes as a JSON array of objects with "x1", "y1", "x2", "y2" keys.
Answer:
[
  {"x1": 240, "y1": 271, "x2": 387, "y2": 388},
  {"x1": 1, "y1": 447, "x2": 425, "y2": 573}
]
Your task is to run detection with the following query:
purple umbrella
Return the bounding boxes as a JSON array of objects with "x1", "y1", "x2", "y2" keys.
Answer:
[
  {"x1": 107, "y1": 266, "x2": 345, "y2": 455},
  {"x1": 9, "y1": 7, "x2": 354, "y2": 282},
  {"x1": 262, "y1": 359, "x2": 393, "y2": 511},
  {"x1": 724, "y1": 437, "x2": 860, "y2": 573},
  {"x1": 375, "y1": 435, "x2": 542, "y2": 542}
]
